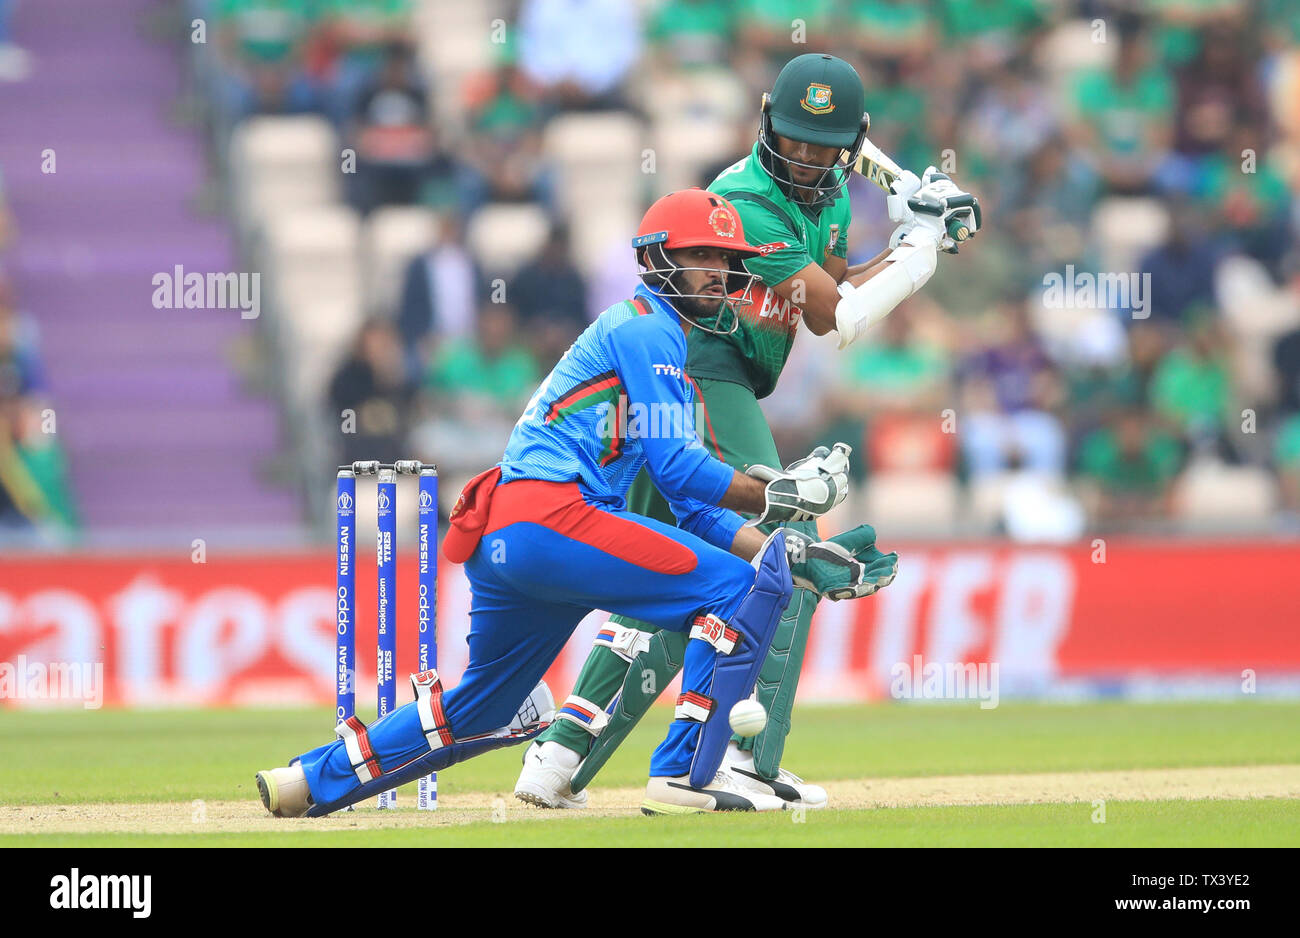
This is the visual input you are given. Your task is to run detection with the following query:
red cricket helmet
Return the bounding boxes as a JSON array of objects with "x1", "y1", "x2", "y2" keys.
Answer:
[{"x1": 632, "y1": 188, "x2": 763, "y2": 335}]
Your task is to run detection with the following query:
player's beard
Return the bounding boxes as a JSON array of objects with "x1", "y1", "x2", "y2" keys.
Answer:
[{"x1": 678, "y1": 292, "x2": 727, "y2": 325}]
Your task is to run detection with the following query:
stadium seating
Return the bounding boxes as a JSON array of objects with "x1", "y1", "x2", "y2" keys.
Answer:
[
  {"x1": 863, "y1": 472, "x2": 961, "y2": 534},
  {"x1": 1175, "y1": 460, "x2": 1279, "y2": 527},
  {"x1": 262, "y1": 206, "x2": 363, "y2": 411},
  {"x1": 465, "y1": 202, "x2": 551, "y2": 277},
  {"x1": 229, "y1": 116, "x2": 339, "y2": 240},
  {"x1": 361, "y1": 206, "x2": 439, "y2": 316}
]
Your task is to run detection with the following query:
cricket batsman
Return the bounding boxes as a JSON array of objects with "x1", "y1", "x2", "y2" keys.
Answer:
[
  {"x1": 516, "y1": 53, "x2": 980, "y2": 809},
  {"x1": 256, "y1": 188, "x2": 892, "y2": 816}
]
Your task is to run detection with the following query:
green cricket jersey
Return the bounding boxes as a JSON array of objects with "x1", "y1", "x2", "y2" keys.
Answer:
[{"x1": 694, "y1": 141, "x2": 851, "y2": 399}]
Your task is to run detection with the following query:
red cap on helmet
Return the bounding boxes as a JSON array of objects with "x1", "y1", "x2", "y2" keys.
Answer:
[{"x1": 632, "y1": 188, "x2": 764, "y2": 257}]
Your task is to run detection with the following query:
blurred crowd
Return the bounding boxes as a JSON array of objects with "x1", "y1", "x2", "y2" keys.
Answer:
[
  {"x1": 0, "y1": 0, "x2": 79, "y2": 539},
  {"x1": 189, "y1": 0, "x2": 1300, "y2": 536},
  {"x1": 0, "y1": 171, "x2": 79, "y2": 539}
]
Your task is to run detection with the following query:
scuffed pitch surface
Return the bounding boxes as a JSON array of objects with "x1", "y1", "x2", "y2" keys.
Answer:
[{"x1": 4, "y1": 764, "x2": 1298, "y2": 834}]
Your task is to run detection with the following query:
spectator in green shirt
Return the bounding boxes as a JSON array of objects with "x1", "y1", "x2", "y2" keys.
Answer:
[
  {"x1": 414, "y1": 303, "x2": 539, "y2": 489},
  {"x1": 735, "y1": 0, "x2": 837, "y2": 76},
  {"x1": 828, "y1": 303, "x2": 950, "y2": 413},
  {"x1": 462, "y1": 45, "x2": 553, "y2": 209},
  {"x1": 1193, "y1": 122, "x2": 1293, "y2": 275},
  {"x1": 1149, "y1": 318, "x2": 1233, "y2": 445},
  {"x1": 1069, "y1": 24, "x2": 1175, "y2": 195},
  {"x1": 0, "y1": 297, "x2": 78, "y2": 538},
  {"x1": 425, "y1": 303, "x2": 538, "y2": 407},
  {"x1": 1148, "y1": 0, "x2": 1248, "y2": 66},
  {"x1": 2, "y1": 395, "x2": 79, "y2": 536},
  {"x1": 214, "y1": 0, "x2": 317, "y2": 64},
  {"x1": 936, "y1": 0, "x2": 1045, "y2": 42},
  {"x1": 935, "y1": 0, "x2": 1046, "y2": 71},
  {"x1": 467, "y1": 39, "x2": 544, "y2": 141},
  {"x1": 848, "y1": 0, "x2": 935, "y2": 63},
  {"x1": 860, "y1": 61, "x2": 933, "y2": 179},
  {"x1": 646, "y1": 0, "x2": 735, "y2": 70},
  {"x1": 213, "y1": 0, "x2": 320, "y2": 121},
  {"x1": 325, "y1": 0, "x2": 413, "y2": 68},
  {"x1": 1076, "y1": 408, "x2": 1184, "y2": 525},
  {"x1": 322, "y1": 0, "x2": 414, "y2": 124}
]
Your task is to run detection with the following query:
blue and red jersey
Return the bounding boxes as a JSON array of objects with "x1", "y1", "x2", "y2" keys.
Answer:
[{"x1": 498, "y1": 285, "x2": 744, "y2": 550}]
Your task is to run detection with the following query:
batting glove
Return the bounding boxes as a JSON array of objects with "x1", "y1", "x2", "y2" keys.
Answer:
[{"x1": 908, "y1": 167, "x2": 982, "y2": 254}]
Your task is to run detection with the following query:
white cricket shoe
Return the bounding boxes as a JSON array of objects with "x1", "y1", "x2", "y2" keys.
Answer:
[
  {"x1": 256, "y1": 764, "x2": 313, "y2": 818},
  {"x1": 720, "y1": 741, "x2": 828, "y2": 808},
  {"x1": 514, "y1": 740, "x2": 589, "y2": 809},
  {"x1": 642, "y1": 770, "x2": 786, "y2": 815}
]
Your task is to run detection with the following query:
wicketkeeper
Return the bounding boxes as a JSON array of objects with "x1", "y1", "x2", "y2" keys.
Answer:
[
  {"x1": 256, "y1": 188, "x2": 882, "y2": 816},
  {"x1": 517, "y1": 53, "x2": 978, "y2": 810}
]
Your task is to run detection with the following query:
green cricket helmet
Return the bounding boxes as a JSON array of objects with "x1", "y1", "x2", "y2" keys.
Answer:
[{"x1": 758, "y1": 53, "x2": 869, "y2": 209}]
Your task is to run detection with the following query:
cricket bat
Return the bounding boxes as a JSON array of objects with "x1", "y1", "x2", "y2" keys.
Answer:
[{"x1": 843, "y1": 137, "x2": 971, "y2": 243}]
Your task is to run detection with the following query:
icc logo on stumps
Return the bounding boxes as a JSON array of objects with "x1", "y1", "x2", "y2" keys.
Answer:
[
  {"x1": 419, "y1": 490, "x2": 433, "y2": 509},
  {"x1": 377, "y1": 491, "x2": 391, "y2": 510},
  {"x1": 337, "y1": 492, "x2": 353, "y2": 512}
]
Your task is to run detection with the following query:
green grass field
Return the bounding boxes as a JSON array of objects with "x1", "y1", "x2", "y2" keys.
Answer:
[{"x1": 2, "y1": 701, "x2": 1298, "y2": 846}]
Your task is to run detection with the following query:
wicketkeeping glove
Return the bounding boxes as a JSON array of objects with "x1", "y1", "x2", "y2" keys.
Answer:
[
  {"x1": 747, "y1": 443, "x2": 852, "y2": 525},
  {"x1": 784, "y1": 524, "x2": 899, "y2": 600}
]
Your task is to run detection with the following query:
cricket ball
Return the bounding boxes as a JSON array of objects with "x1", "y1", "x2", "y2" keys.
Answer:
[{"x1": 729, "y1": 699, "x2": 767, "y2": 737}]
